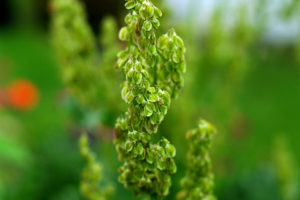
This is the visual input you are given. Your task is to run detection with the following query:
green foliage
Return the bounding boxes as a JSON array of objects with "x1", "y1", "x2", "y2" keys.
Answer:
[
  {"x1": 280, "y1": 0, "x2": 300, "y2": 20},
  {"x1": 0, "y1": 135, "x2": 31, "y2": 166},
  {"x1": 272, "y1": 137, "x2": 299, "y2": 200},
  {"x1": 279, "y1": 0, "x2": 300, "y2": 67},
  {"x1": 79, "y1": 134, "x2": 114, "y2": 200},
  {"x1": 185, "y1": 5, "x2": 256, "y2": 165},
  {"x1": 205, "y1": 6, "x2": 253, "y2": 86},
  {"x1": 218, "y1": 167, "x2": 283, "y2": 200},
  {"x1": 177, "y1": 120, "x2": 217, "y2": 200},
  {"x1": 0, "y1": 179, "x2": 3, "y2": 199},
  {"x1": 114, "y1": 0, "x2": 186, "y2": 198}
]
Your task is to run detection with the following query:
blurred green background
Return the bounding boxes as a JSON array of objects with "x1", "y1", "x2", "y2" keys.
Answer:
[{"x1": 0, "y1": 0, "x2": 300, "y2": 199}]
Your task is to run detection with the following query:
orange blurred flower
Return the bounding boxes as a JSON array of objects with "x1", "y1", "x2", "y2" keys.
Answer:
[{"x1": 7, "y1": 80, "x2": 39, "y2": 111}]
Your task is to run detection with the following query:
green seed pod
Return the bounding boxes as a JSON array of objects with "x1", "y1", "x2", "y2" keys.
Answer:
[
  {"x1": 149, "y1": 44, "x2": 157, "y2": 55},
  {"x1": 125, "y1": 1, "x2": 136, "y2": 10},
  {"x1": 166, "y1": 144, "x2": 176, "y2": 158},
  {"x1": 146, "y1": 5, "x2": 154, "y2": 17},
  {"x1": 154, "y1": 7, "x2": 162, "y2": 17},
  {"x1": 121, "y1": 85, "x2": 128, "y2": 101},
  {"x1": 139, "y1": 4, "x2": 147, "y2": 20},
  {"x1": 143, "y1": 20, "x2": 153, "y2": 32},
  {"x1": 144, "y1": 103, "x2": 154, "y2": 117},
  {"x1": 119, "y1": 27, "x2": 130, "y2": 41},
  {"x1": 146, "y1": 151, "x2": 154, "y2": 164},
  {"x1": 149, "y1": 93, "x2": 158, "y2": 102},
  {"x1": 118, "y1": 49, "x2": 129, "y2": 60},
  {"x1": 150, "y1": 113, "x2": 159, "y2": 124},
  {"x1": 152, "y1": 18, "x2": 160, "y2": 29},
  {"x1": 137, "y1": 95, "x2": 146, "y2": 104},
  {"x1": 133, "y1": 71, "x2": 143, "y2": 85},
  {"x1": 126, "y1": 91, "x2": 134, "y2": 103},
  {"x1": 174, "y1": 35, "x2": 184, "y2": 48},
  {"x1": 157, "y1": 159, "x2": 166, "y2": 170},
  {"x1": 125, "y1": 140, "x2": 133, "y2": 152},
  {"x1": 125, "y1": 13, "x2": 133, "y2": 25},
  {"x1": 136, "y1": 143, "x2": 145, "y2": 156},
  {"x1": 172, "y1": 52, "x2": 181, "y2": 63}
]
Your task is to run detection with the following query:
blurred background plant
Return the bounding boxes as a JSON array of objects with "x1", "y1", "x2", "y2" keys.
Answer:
[
  {"x1": 177, "y1": 120, "x2": 217, "y2": 200},
  {"x1": 0, "y1": 0, "x2": 300, "y2": 199},
  {"x1": 79, "y1": 134, "x2": 114, "y2": 200}
]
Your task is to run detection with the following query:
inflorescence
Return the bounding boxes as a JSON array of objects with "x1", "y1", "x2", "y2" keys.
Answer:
[
  {"x1": 177, "y1": 120, "x2": 217, "y2": 200},
  {"x1": 79, "y1": 134, "x2": 114, "y2": 200},
  {"x1": 114, "y1": 0, "x2": 186, "y2": 198}
]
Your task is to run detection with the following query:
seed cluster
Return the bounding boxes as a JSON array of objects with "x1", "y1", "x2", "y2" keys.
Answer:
[
  {"x1": 51, "y1": 0, "x2": 97, "y2": 105},
  {"x1": 79, "y1": 134, "x2": 114, "y2": 200},
  {"x1": 114, "y1": 0, "x2": 186, "y2": 197},
  {"x1": 177, "y1": 120, "x2": 217, "y2": 200}
]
